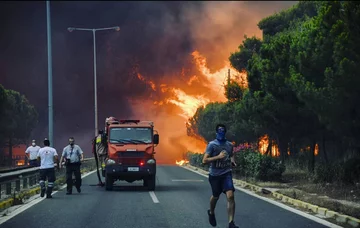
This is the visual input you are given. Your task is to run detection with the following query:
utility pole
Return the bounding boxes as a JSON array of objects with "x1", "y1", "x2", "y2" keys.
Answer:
[
  {"x1": 46, "y1": 1, "x2": 54, "y2": 147},
  {"x1": 227, "y1": 69, "x2": 231, "y2": 86},
  {"x1": 93, "y1": 29, "x2": 98, "y2": 137},
  {"x1": 67, "y1": 26, "x2": 120, "y2": 137}
]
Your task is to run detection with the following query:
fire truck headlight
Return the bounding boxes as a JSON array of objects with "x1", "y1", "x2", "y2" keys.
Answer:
[
  {"x1": 147, "y1": 159, "x2": 155, "y2": 164},
  {"x1": 106, "y1": 159, "x2": 116, "y2": 165}
]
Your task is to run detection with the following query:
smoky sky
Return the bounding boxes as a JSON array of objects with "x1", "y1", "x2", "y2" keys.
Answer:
[{"x1": 0, "y1": 1, "x2": 296, "y2": 155}]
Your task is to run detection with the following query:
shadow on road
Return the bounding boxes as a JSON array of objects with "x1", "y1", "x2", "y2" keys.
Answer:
[{"x1": 106, "y1": 185, "x2": 149, "y2": 192}]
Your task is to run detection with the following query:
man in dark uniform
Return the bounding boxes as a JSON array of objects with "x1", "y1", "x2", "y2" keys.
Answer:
[
  {"x1": 202, "y1": 124, "x2": 239, "y2": 228},
  {"x1": 59, "y1": 137, "x2": 84, "y2": 195}
]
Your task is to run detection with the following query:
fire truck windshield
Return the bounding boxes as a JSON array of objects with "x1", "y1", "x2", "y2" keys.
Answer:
[{"x1": 109, "y1": 127, "x2": 152, "y2": 144}]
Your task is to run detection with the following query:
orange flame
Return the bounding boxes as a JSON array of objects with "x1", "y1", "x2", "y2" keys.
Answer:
[
  {"x1": 133, "y1": 50, "x2": 247, "y2": 162},
  {"x1": 134, "y1": 51, "x2": 319, "y2": 160},
  {"x1": 136, "y1": 51, "x2": 247, "y2": 121},
  {"x1": 175, "y1": 159, "x2": 189, "y2": 166},
  {"x1": 259, "y1": 135, "x2": 319, "y2": 157},
  {"x1": 191, "y1": 51, "x2": 248, "y2": 93},
  {"x1": 167, "y1": 88, "x2": 210, "y2": 119},
  {"x1": 300, "y1": 145, "x2": 319, "y2": 156},
  {"x1": 17, "y1": 160, "x2": 25, "y2": 166},
  {"x1": 258, "y1": 135, "x2": 280, "y2": 157},
  {"x1": 154, "y1": 51, "x2": 247, "y2": 120}
]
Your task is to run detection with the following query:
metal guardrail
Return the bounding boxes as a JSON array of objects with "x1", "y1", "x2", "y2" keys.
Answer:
[
  {"x1": 0, "y1": 157, "x2": 96, "y2": 200},
  {"x1": 0, "y1": 165, "x2": 33, "y2": 174}
]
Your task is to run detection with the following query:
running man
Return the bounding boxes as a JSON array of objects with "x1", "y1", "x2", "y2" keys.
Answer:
[{"x1": 202, "y1": 124, "x2": 239, "y2": 228}]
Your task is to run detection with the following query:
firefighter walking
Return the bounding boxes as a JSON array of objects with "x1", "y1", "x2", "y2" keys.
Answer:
[{"x1": 59, "y1": 137, "x2": 84, "y2": 195}]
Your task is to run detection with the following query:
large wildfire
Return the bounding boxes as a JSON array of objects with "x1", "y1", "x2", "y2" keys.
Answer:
[
  {"x1": 130, "y1": 50, "x2": 247, "y2": 164},
  {"x1": 118, "y1": 1, "x2": 298, "y2": 165},
  {"x1": 131, "y1": 50, "x2": 319, "y2": 164},
  {"x1": 0, "y1": 1, "x2": 301, "y2": 167}
]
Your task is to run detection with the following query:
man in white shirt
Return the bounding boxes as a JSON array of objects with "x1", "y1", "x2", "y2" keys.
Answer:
[
  {"x1": 25, "y1": 140, "x2": 41, "y2": 167},
  {"x1": 37, "y1": 138, "x2": 58, "y2": 198}
]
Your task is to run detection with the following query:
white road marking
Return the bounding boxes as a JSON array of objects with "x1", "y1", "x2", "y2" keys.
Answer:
[
  {"x1": 149, "y1": 191, "x2": 159, "y2": 203},
  {"x1": 0, "y1": 169, "x2": 98, "y2": 225},
  {"x1": 180, "y1": 166, "x2": 343, "y2": 228},
  {"x1": 171, "y1": 179, "x2": 204, "y2": 182}
]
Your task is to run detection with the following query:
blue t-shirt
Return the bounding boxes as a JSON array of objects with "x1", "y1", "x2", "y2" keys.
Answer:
[{"x1": 205, "y1": 139, "x2": 234, "y2": 176}]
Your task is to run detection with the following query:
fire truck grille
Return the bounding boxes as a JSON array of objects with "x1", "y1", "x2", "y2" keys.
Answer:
[{"x1": 116, "y1": 151, "x2": 146, "y2": 165}]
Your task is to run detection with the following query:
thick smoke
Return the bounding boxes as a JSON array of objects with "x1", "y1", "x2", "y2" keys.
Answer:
[
  {"x1": 0, "y1": 1, "x2": 296, "y2": 159},
  {"x1": 182, "y1": 1, "x2": 297, "y2": 72},
  {"x1": 125, "y1": 1, "x2": 298, "y2": 163}
]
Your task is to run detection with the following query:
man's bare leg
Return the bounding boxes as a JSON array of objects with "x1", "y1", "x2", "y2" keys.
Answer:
[
  {"x1": 210, "y1": 195, "x2": 219, "y2": 214},
  {"x1": 208, "y1": 195, "x2": 219, "y2": 227},
  {"x1": 226, "y1": 190, "x2": 235, "y2": 222}
]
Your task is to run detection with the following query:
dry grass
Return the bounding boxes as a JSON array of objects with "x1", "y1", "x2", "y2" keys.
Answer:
[
  {"x1": 191, "y1": 162, "x2": 360, "y2": 219},
  {"x1": 277, "y1": 188, "x2": 360, "y2": 219},
  {"x1": 251, "y1": 167, "x2": 360, "y2": 219}
]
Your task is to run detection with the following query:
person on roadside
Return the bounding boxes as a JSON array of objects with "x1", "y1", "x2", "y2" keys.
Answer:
[
  {"x1": 25, "y1": 139, "x2": 41, "y2": 167},
  {"x1": 202, "y1": 124, "x2": 239, "y2": 228},
  {"x1": 37, "y1": 138, "x2": 58, "y2": 198},
  {"x1": 59, "y1": 137, "x2": 84, "y2": 195}
]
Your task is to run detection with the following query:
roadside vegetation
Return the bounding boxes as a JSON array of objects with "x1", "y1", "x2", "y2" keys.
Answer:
[{"x1": 186, "y1": 1, "x2": 360, "y2": 219}]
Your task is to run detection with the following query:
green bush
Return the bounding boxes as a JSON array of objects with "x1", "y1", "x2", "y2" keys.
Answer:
[
  {"x1": 234, "y1": 149, "x2": 262, "y2": 178},
  {"x1": 186, "y1": 152, "x2": 209, "y2": 170},
  {"x1": 236, "y1": 149, "x2": 285, "y2": 181},
  {"x1": 259, "y1": 155, "x2": 286, "y2": 181},
  {"x1": 186, "y1": 149, "x2": 285, "y2": 181}
]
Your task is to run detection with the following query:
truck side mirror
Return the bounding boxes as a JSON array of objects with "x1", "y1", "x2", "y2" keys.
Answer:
[{"x1": 153, "y1": 134, "x2": 159, "y2": 144}]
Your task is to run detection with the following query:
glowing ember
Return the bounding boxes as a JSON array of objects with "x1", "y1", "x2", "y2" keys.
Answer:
[
  {"x1": 176, "y1": 159, "x2": 189, "y2": 166},
  {"x1": 17, "y1": 160, "x2": 25, "y2": 166},
  {"x1": 137, "y1": 73, "x2": 156, "y2": 91}
]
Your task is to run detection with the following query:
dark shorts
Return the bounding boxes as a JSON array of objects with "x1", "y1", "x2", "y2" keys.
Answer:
[
  {"x1": 209, "y1": 171, "x2": 235, "y2": 197},
  {"x1": 29, "y1": 159, "x2": 38, "y2": 167},
  {"x1": 39, "y1": 168, "x2": 56, "y2": 182}
]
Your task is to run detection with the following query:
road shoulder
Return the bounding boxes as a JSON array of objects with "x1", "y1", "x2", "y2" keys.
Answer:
[
  {"x1": 0, "y1": 169, "x2": 97, "y2": 225},
  {"x1": 181, "y1": 164, "x2": 359, "y2": 228}
]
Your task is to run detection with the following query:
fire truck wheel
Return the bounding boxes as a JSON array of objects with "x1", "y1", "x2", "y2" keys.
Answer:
[
  {"x1": 145, "y1": 175, "x2": 156, "y2": 191},
  {"x1": 105, "y1": 173, "x2": 113, "y2": 191}
]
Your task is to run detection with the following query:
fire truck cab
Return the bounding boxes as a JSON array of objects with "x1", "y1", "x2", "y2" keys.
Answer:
[{"x1": 102, "y1": 119, "x2": 159, "y2": 191}]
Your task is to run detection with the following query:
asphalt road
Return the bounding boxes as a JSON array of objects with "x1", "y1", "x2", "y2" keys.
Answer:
[{"x1": 0, "y1": 165, "x2": 329, "y2": 228}]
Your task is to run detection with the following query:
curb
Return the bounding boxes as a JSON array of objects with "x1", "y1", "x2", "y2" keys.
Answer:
[
  {"x1": 0, "y1": 199, "x2": 14, "y2": 211},
  {"x1": 185, "y1": 164, "x2": 360, "y2": 228},
  {"x1": 0, "y1": 186, "x2": 41, "y2": 213}
]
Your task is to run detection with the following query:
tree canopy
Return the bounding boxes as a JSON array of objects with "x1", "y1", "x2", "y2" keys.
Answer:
[
  {"x1": 0, "y1": 84, "x2": 38, "y2": 165},
  {"x1": 187, "y1": 1, "x2": 360, "y2": 175}
]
